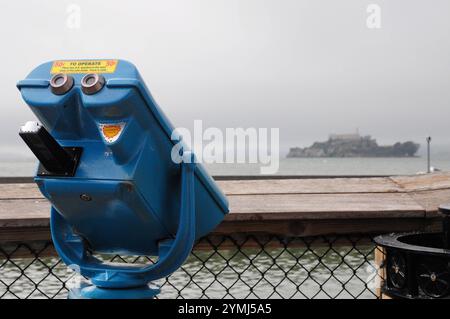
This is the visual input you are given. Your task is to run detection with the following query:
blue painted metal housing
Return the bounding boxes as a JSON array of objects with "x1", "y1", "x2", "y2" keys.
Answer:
[{"x1": 17, "y1": 60, "x2": 229, "y2": 295}]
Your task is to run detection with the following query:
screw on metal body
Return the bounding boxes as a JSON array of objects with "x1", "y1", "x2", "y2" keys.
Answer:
[{"x1": 80, "y1": 194, "x2": 92, "y2": 201}]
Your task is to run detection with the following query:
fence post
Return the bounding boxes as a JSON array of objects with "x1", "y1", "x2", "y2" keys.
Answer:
[{"x1": 374, "y1": 246, "x2": 391, "y2": 299}]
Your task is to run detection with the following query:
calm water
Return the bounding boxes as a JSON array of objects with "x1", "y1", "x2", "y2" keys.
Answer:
[
  {"x1": 207, "y1": 156, "x2": 450, "y2": 176},
  {"x1": 2, "y1": 155, "x2": 449, "y2": 177}
]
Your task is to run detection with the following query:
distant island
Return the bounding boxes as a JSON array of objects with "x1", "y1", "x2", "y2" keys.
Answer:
[{"x1": 287, "y1": 132, "x2": 420, "y2": 158}]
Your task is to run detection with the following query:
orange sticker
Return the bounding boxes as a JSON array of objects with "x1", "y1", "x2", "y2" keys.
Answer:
[{"x1": 99, "y1": 123, "x2": 125, "y2": 143}]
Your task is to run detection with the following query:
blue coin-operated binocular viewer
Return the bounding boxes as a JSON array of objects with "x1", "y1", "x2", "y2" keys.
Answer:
[{"x1": 17, "y1": 60, "x2": 229, "y2": 299}]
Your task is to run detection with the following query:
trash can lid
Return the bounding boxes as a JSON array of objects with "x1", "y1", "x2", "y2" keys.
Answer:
[{"x1": 438, "y1": 204, "x2": 450, "y2": 215}]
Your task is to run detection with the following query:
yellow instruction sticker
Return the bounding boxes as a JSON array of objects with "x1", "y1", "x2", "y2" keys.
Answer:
[{"x1": 50, "y1": 60, "x2": 118, "y2": 74}]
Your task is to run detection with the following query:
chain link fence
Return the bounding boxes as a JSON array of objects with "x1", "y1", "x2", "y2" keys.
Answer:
[{"x1": 0, "y1": 234, "x2": 384, "y2": 299}]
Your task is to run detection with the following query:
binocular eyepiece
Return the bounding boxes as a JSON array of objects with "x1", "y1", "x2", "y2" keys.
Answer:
[
  {"x1": 49, "y1": 73, "x2": 105, "y2": 95},
  {"x1": 49, "y1": 73, "x2": 74, "y2": 95}
]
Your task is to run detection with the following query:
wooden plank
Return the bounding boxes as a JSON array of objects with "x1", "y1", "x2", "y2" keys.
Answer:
[
  {"x1": 0, "y1": 199, "x2": 50, "y2": 227},
  {"x1": 217, "y1": 177, "x2": 402, "y2": 195},
  {"x1": 390, "y1": 172, "x2": 450, "y2": 192},
  {"x1": 0, "y1": 177, "x2": 403, "y2": 199},
  {"x1": 0, "y1": 226, "x2": 52, "y2": 243},
  {"x1": 0, "y1": 216, "x2": 441, "y2": 244},
  {"x1": 3, "y1": 173, "x2": 450, "y2": 198},
  {"x1": 0, "y1": 193, "x2": 425, "y2": 227},
  {"x1": 408, "y1": 188, "x2": 450, "y2": 217},
  {"x1": 214, "y1": 217, "x2": 441, "y2": 237},
  {"x1": 0, "y1": 183, "x2": 43, "y2": 199},
  {"x1": 226, "y1": 193, "x2": 425, "y2": 220},
  {"x1": 1, "y1": 173, "x2": 450, "y2": 244}
]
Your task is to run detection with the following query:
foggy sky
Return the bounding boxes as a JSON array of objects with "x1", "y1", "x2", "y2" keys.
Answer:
[{"x1": 1, "y1": 0, "x2": 449, "y2": 158}]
